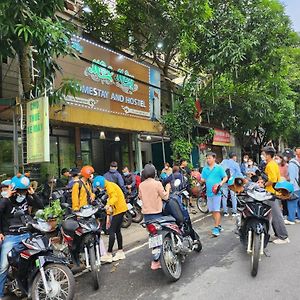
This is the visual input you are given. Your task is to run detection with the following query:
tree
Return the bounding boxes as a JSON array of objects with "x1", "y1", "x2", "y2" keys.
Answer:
[{"x1": 0, "y1": 0, "x2": 77, "y2": 101}]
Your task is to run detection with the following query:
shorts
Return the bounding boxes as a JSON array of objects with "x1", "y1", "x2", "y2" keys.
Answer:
[{"x1": 207, "y1": 195, "x2": 222, "y2": 212}]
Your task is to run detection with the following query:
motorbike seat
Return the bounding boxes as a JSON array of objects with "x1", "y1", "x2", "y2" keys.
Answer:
[
  {"x1": 62, "y1": 218, "x2": 79, "y2": 233},
  {"x1": 153, "y1": 216, "x2": 176, "y2": 224},
  {"x1": 247, "y1": 190, "x2": 274, "y2": 201}
]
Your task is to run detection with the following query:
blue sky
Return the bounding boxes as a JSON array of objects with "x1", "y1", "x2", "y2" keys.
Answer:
[{"x1": 281, "y1": 0, "x2": 300, "y2": 32}]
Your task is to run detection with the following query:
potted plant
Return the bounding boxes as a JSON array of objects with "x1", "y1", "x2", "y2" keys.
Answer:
[{"x1": 36, "y1": 200, "x2": 65, "y2": 231}]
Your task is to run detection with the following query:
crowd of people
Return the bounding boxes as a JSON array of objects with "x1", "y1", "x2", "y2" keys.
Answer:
[{"x1": 0, "y1": 146, "x2": 299, "y2": 298}]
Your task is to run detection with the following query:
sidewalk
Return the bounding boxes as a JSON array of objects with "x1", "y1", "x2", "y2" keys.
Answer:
[{"x1": 101, "y1": 208, "x2": 208, "y2": 252}]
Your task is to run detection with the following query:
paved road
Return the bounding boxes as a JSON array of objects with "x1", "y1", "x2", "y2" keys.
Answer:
[{"x1": 75, "y1": 216, "x2": 300, "y2": 300}]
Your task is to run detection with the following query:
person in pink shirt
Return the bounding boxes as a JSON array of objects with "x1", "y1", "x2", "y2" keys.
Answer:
[
  {"x1": 139, "y1": 164, "x2": 171, "y2": 222},
  {"x1": 275, "y1": 154, "x2": 289, "y2": 180}
]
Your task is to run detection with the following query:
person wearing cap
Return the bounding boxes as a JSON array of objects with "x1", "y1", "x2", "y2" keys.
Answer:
[
  {"x1": 66, "y1": 168, "x2": 81, "y2": 189},
  {"x1": 221, "y1": 152, "x2": 243, "y2": 217},
  {"x1": 56, "y1": 168, "x2": 71, "y2": 188},
  {"x1": 201, "y1": 152, "x2": 228, "y2": 237},
  {"x1": 0, "y1": 174, "x2": 44, "y2": 299},
  {"x1": 263, "y1": 146, "x2": 290, "y2": 244},
  {"x1": 92, "y1": 176, "x2": 128, "y2": 263},
  {"x1": 285, "y1": 147, "x2": 300, "y2": 225},
  {"x1": 104, "y1": 161, "x2": 126, "y2": 193}
]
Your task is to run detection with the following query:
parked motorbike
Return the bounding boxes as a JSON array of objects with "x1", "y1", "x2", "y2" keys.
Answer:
[
  {"x1": 236, "y1": 186, "x2": 273, "y2": 277},
  {"x1": 61, "y1": 204, "x2": 102, "y2": 290},
  {"x1": 142, "y1": 179, "x2": 202, "y2": 282},
  {"x1": 6, "y1": 211, "x2": 75, "y2": 300},
  {"x1": 126, "y1": 193, "x2": 143, "y2": 223}
]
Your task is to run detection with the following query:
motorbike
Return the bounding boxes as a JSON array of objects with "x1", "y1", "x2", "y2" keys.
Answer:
[
  {"x1": 126, "y1": 192, "x2": 143, "y2": 223},
  {"x1": 6, "y1": 211, "x2": 75, "y2": 300},
  {"x1": 142, "y1": 179, "x2": 202, "y2": 282},
  {"x1": 236, "y1": 185, "x2": 273, "y2": 277},
  {"x1": 61, "y1": 204, "x2": 102, "y2": 290}
]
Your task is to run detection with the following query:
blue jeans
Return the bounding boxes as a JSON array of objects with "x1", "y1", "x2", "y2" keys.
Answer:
[
  {"x1": 0, "y1": 233, "x2": 30, "y2": 297},
  {"x1": 287, "y1": 190, "x2": 300, "y2": 222},
  {"x1": 222, "y1": 184, "x2": 237, "y2": 213}
]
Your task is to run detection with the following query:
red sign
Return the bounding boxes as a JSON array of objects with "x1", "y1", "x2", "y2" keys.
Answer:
[{"x1": 213, "y1": 129, "x2": 233, "y2": 146}]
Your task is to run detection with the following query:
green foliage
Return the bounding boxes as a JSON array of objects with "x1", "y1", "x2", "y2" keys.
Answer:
[
  {"x1": 36, "y1": 199, "x2": 65, "y2": 222},
  {"x1": 0, "y1": 0, "x2": 76, "y2": 100}
]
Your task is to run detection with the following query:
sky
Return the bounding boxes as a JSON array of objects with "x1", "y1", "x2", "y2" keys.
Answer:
[{"x1": 281, "y1": 0, "x2": 300, "y2": 32}]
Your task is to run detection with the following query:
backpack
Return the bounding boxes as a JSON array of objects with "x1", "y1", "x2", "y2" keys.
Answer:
[{"x1": 135, "y1": 174, "x2": 141, "y2": 188}]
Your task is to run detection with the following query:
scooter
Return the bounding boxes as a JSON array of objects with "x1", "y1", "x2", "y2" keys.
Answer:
[
  {"x1": 142, "y1": 179, "x2": 202, "y2": 282},
  {"x1": 61, "y1": 204, "x2": 102, "y2": 290},
  {"x1": 236, "y1": 185, "x2": 273, "y2": 277},
  {"x1": 126, "y1": 192, "x2": 143, "y2": 223},
  {"x1": 6, "y1": 211, "x2": 75, "y2": 300}
]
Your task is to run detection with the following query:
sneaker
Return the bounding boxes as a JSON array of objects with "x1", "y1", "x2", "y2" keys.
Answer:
[
  {"x1": 151, "y1": 261, "x2": 161, "y2": 270},
  {"x1": 232, "y1": 213, "x2": 238, "y2": 217},
  {"x1": 212, "y1": 227, "x2": 220, "y2": 237},
  {"x1": 295, "y1": 219, "x2": 300, "y2": 224},
  {"x1": 273, "y1": 238, "x2": 290, "y2": 245},
  {"x1": 284, "y1": 220, "x2": 295, "y2": 225},
  {"x1": 101, "y1": 254, "x2": 113, "y2": 263},
  {"x1": 112, "y1": 250, "x2": 126, "y2": 262},
  {"x1": 218, "y1": 225, "x2": 224, "y2": 232},
  {"x1": 223, "y1": 212, "x2": 229, "y2": 217}
]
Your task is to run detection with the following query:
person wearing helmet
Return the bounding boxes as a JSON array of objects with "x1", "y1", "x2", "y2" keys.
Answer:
[
  {"x1": 0, "y1": 174, "x2": 44, "y2": 299},
  {"x1": 201, "y1": 152, "x2": 228, "y2": 237},
  {"x1": 71, "y1": 165, "x2": 95, "y2": 211},
  {"x1": 221, "y1": 152, "x2": 243, "y2": 217},
  {"x1": 263, "y1": 146, "x2": 290, "y2": 244},
  {"x1": 138, "y1": 164, "x2": 171, "y2": 270},
  {"x1": 93, "y1": 175, "x2": 128, "y2": 263}
]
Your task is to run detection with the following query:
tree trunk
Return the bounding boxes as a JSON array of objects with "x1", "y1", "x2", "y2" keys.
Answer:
[{"x1": 19, "y1": 43, "x2": 32, "y2": 99}]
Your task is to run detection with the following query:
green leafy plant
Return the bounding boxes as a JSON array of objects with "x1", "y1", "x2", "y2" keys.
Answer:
[{"x1": 36, "y1": 199, "x2": 65, "y2": 222}]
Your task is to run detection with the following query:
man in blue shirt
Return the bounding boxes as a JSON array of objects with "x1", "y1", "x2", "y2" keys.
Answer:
[
  {"x1": 201, "y1": 152, "x2": 228, "y2": 237},
  {"x1": 221, "y1": 152, "x2": 243, "y2": 217}
]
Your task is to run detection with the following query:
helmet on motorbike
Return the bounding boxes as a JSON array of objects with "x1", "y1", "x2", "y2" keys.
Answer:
[
  {"x1": 228, "y1": 176, "x2": 246, "y2": 194},
  {"x1": 274, "y1": 181, "x2": 294, "y2": 200},
  {"x1": 160, "y1": 172, "x2": 168, "y2": 182},
  {"x1": 212, "y1": 184, "x2": 221, "y2": 195},
  {"x1": 81, "y1": 165, "x2": 94, "y2": 179},
  {"x1": 142, "y1": 164, "x2": 156, "y2": 180},
  {"x1": 191, "y1": 170, "x2": 201, "y2": 182},
  {"x1": 93, "y1": 176, "x2": 105, "y2": 189},
  {"x1": 10, "y1": 174, "x2": 30, "y2": 190}
]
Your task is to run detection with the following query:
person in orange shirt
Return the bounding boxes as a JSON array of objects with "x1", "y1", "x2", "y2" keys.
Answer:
[{"x1": 263, "y1": 147, "x2": 289, "y2": 244}]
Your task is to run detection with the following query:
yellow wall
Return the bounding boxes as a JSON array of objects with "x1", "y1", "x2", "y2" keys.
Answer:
[{"x1": 50, "y1": 105, "x2": 160, "y2": 133}]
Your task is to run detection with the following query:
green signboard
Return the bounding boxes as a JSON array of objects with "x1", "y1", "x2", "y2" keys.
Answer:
[{"x1": 26, "y1": 97, "x2": 50, "y2": 163}]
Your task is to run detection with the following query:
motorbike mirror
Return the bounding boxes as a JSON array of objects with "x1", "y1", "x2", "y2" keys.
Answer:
[{"x1": 174, "y1": 179, "x2": 181, "y2": 188}]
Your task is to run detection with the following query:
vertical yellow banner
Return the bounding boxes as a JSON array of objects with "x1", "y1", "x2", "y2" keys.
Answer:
[{"x1": 26, "y1": 97, "x2": 50, "y2": 163}]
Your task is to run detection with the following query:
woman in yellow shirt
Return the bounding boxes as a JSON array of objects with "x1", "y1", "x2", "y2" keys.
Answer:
[{"x1": 93, "y1": 175, "x2": 127, "y2": 263}]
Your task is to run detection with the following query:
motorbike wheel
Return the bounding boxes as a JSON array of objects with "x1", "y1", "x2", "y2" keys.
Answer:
[
  {"x1": 31, "y1": 263, "x2": 75, "y2": 300},
  {"x1": 132, "y1": 205, "x2": 143, "y2": 223},
  {"x1": 197, "y1": 196, "x2": 209, "y2": 214},
  {"x1": 250, "y1": 233, "x2": 261, "y2": 277},
  {"x1": 160, "y1": 236, "x2": 182, "y2": 282},
  {"x1": 122, "y1": 211, "x2": 133, "y2": 228},
  {"x1": 89, "y1": 246, "x2": 101, "y2": 290},
  {"x1": 193, "y1": 232, "x2": 203, "y2": 253}
]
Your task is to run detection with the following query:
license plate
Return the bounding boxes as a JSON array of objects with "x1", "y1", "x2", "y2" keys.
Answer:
[
  {"x1": 127, "y1": 203, "x2": 133, "y2": 210},
  {"x1": 149, "y1": 235, "x2": 163, "y2": 248},
  {"x1": 137, "y1": 199, "x2": 143, "y2": 207}
]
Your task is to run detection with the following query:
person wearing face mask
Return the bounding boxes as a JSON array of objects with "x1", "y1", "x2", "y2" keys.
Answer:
[
  {"x1": 245, "y1": 158, "x2": 258, "y2": 178},
  {"x1": 0, "y1": 174, "x2": 44, "y2": 300},
  {"x1": 259, "y1": 151, "x2": 267, "y2": 172},
  {"x1": 241, "y1": 154, "x2": 249, "y2": 176},
  {"x1": 71, "y1": 165, "x2": 95, "y2": 211},
  {"x1": 274, "y1": 154, "x2": 289, "y2": 180},
  {"x1": 122, "y1": 166, "x2": 136, "y2": 197},
  {"x1": 0, "y1": 180, "x2": 11, "y2": 199}
]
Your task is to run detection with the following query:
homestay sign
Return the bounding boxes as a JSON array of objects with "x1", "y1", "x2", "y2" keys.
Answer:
[
  {"x1": 213, "y1": 128, "x2": 234, "y2": 147},
  {"x1": 56, "y1": 36, "x2": 161, "y2": 119},
  {"x1": 27, "y1": 97, "x2": 50, "y2": 163}
]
